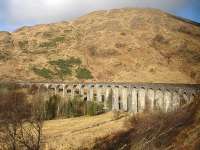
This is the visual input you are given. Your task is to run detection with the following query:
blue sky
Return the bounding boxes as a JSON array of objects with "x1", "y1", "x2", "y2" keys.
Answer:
[{"x1": 0, "y1": 0, "x2": 200, "y2": 32}]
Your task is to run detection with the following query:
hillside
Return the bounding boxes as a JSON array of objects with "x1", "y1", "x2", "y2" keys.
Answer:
[{"x1": 0, "y1": 8, "x2": 200, "y2": 83}]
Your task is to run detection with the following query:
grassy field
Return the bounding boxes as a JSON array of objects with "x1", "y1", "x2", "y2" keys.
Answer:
[{"x1": 42, "y1": 112, "x2": 127, "y2": 150}]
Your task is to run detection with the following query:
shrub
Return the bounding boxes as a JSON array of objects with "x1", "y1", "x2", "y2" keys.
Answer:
[
  {"x1": 115, "y1": 43, "x2": 126, "y2": 48},
  {"x1": 0, "y1": 90, "x2": 44, "y2": 150},
  {"x1": 76, "y1": 67, "x2": 93, "y2": 79},
  {"x1": 153, "y1": 34, "x2": 169, "y2": 44},
  {"x1": 61, "y1": 96, "x2": 86, "y2": 117},
  {"x1": 86, "y1": 101, "x2": 104, "y2": 116},
  {"x1": 39, "y1": 41, "x2": 57, "y2": 48},
  {"x1": 52, "y1": 36, "x2": 65, "y2": 43},
  {"x1": 0, "y1": 51, "x2": 10, "y2": 61},
  {"x1": 112, "y1": 110, "x2": 121, "y2": 120},
  {"x1": 45, "y1": 95, "x2": 61, "y2": 120},
  {"x1": 18, "y1": 40, "x2": 28, "y2": 50},
  {"x1": 32, "y1": 67, "x2": 53, "y2": 79},
  {"x1": 64, "y1": 99, "x2": 104, "y2": 117},
  {"x1": 67, "y1": 57, "x2": 82, "y2": 66},
  {"x1": 49, "y1": 57, "x2": 81, "y2": 67}
]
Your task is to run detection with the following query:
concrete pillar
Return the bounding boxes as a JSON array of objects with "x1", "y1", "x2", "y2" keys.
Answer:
[
  {"x1": 62, "y1": 84, "x2": 65, "y2": 97},
  {"x1": 70, "y1": 86, "x2": 75, "y2": 99},
  {"x1": 163, "y1": 90, "x2": 172, "y2": 112},
  {"x1": 131, "y1": 88, "x2": 138, "y2": 113},
  {"x1": 112, "y1": 87, "x2": 119, "y2": 110},
  {"x1": 96, "y1": 86, "x2": 102, "y2": 102},
  {"x1": 138, "y1": 88, "x2": 146, "y2": 112},
  {"x1": 101, "y1": 86, "x2": 109, "y2": 109},
  {"x1": 146, "y1": 89, "x2": 155, "y2": 111},
  {"x1": 54, "y1": 85, "x2": 57, "y2": 95},
  {"x1": 172, "y1": 91, "x2": 180, "y2": 110},
  {"x1": 121, "y1": 87, "x2": 128, "y2": 111},
  {"x1": 189, "y1": 93, "x2": 195, "y2": 102},
  {"x1": 104, "y1": 86, "x2": 111, "y2": 108},
  {"x1": 155, "y1": 90, "x2": 164, "y2": 111},
  {"x1": 87, "y1": 86, "x2": 94, "y2": 101},
  {"x1": 80, "y1": 85, "x2": 84, "y2": 96}
]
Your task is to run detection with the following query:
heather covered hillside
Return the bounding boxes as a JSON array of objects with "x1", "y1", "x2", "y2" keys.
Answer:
[{"x1": 0, "y1": 8, "x2": 200, "y2": 83}]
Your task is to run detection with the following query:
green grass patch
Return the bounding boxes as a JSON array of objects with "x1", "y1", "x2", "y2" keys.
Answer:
[
  {"x1": 32, "y1": 67, "x2": 53, "y2": 79},
  {"x1": 49, "y1": 57, "x2": 81, "y2": 67},
  {"x1": 76, "y1": 67, "x2": 93, "y2": 79}
]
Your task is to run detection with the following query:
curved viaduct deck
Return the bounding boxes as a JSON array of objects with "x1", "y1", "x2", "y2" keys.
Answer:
[{"x1": 16, "y1": 82, "x2": 200, "y2": 113}]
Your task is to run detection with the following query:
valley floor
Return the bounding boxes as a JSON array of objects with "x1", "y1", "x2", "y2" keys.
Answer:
[{"x1": 42, "y1": 112, "x2": 127, "y2": 150}]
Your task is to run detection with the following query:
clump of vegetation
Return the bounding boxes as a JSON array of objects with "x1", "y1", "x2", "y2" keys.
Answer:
[
  {"x1": 153, "y1": 34, "x2": 169, "y2": 44},
  {"x1": 44, "y1": 95, "x2": 104, "y2": 119},
  {"x1": 18, "y1": 40, "x2": 28, "y2": 50},
  {"x1": 0, "y1": 90, "x2": 44, "y2": 150},
  {"x1": 0, "y1": 51, "x2": 10, "y2": 61},
  {"x1": 86, "y1": 101, "x2": 104, "y2": 116},
  {"x1": 49, "y1": 57, "x2": 81, "y2": 68},
  {"x1": 45, "y1": 95, "x2": 61, "y2": 120},
  {"x1": 76, "y1": 67, "x2": 93, "y2": 79},
  {"x1": 177, "y1": 25, "x2": 200, "y2": 38},
  {"x1": 39, "y1": 41, "x2": 57, "y2": 48},
  {"x1": 32, "y1": 67, "x2": 53, "y2": 79},
  {"x1": 115, "y1": 43, "x2": 126, "y2": 48},
  {"x1": 32, "y1": 57, "x2": 92, "y2": 80},
  {"x1": 39, "y1": 36, "x2": 65, "y2": 49},
  {"x1": 52, "y1": 36, "x2": 65, "y2": 43},
  {"x1": 48, "y1": 57, "x2": 82, "y2": 80},
  {"x1": 49, "y1": 59, "x2": 72, "y2": 79},
  {"x1": 42, "y1": 31, "x2": 53, "y2": 38}
]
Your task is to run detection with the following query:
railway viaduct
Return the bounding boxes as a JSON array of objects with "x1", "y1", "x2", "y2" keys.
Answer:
[{"x1": 16, "y1": 82, "x2": 200, "y2": 113}]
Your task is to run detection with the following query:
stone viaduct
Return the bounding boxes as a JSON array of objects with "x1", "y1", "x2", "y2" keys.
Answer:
[{"x1": 16, "y1": 82, "x2": 200, "y2": 113}]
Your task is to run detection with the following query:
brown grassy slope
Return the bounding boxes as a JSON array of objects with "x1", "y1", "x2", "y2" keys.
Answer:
[
  {"x1": 0, "y1": 8, "x2": 200, "y2": 83},
  {"x1": 42, "y1": 112, "x2": 127, "y2": 150},
  {"x1": 92, "y1": 96, "x2": 200, "y2": 150}
]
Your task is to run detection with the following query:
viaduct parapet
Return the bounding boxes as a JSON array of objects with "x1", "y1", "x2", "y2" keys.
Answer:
[{"x1": 16, "y1": 82, "x2": 200, "y2": 113}]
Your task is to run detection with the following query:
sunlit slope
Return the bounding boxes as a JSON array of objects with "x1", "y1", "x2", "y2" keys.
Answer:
[{"x1": 0, "y1": 8, "x2": 200, "y2": 83}]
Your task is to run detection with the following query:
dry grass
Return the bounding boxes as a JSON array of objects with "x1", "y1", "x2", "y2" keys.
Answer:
[
  {"x1": 0, "y1": 8, "x2": 199, "y2": 83},
  {"x1": 92, "y1": 96, "x2": 200, "y2": 150},
  {"x1": 42, "y1": 112, "x2": 127, "y2": 150}
]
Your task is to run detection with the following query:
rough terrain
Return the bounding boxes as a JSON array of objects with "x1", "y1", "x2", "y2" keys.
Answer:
[{"x1": 0, "y1": 8, "x2": 200, "y2": 83}]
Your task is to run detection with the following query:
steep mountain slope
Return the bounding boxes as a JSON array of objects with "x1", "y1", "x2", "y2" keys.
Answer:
[{"x1": 0, "y1": 8, "x2": 200, "y2": 83}]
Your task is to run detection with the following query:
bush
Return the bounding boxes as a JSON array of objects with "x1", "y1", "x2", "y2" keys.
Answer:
[
  {"x1": 0, "y1": 51, "x2": 10, "y2": 61},
  {"x1": 45, "y1": 95, "x2": 61, "y2": 120},
  {"x1": 52, "y1": 36, "x2": 65, "y2": 43},
  {"x1": 32, "y1": 67, "x2": 53, "y2": 79},
  {"x1": 86, "y1": 101, "x2": 104, "y2": 116},
  {"x1": 39, "y1": 41, "x2": 57, "y2": 48},
  {"x1": 49, "y1": 57, "x2": 81, "y2": 67},
  {"x1": 76, "y1": 67, "x2": 93, "y2": 79},
  {"x1": 44, "y1": 95, "x2": 105, "y2": 119},
  {"x1": 19, "y1": 40, "x2": 28, "y2": 50}
]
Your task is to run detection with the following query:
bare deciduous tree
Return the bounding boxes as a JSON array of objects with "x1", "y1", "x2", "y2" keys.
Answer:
[{"x1": 0, "y1": 90, "x2": 44, "y2": 150}]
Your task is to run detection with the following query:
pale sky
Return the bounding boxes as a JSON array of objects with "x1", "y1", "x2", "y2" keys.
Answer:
[{"x1": 0, "y1": 0, "x2": 200, "y2": 31}]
